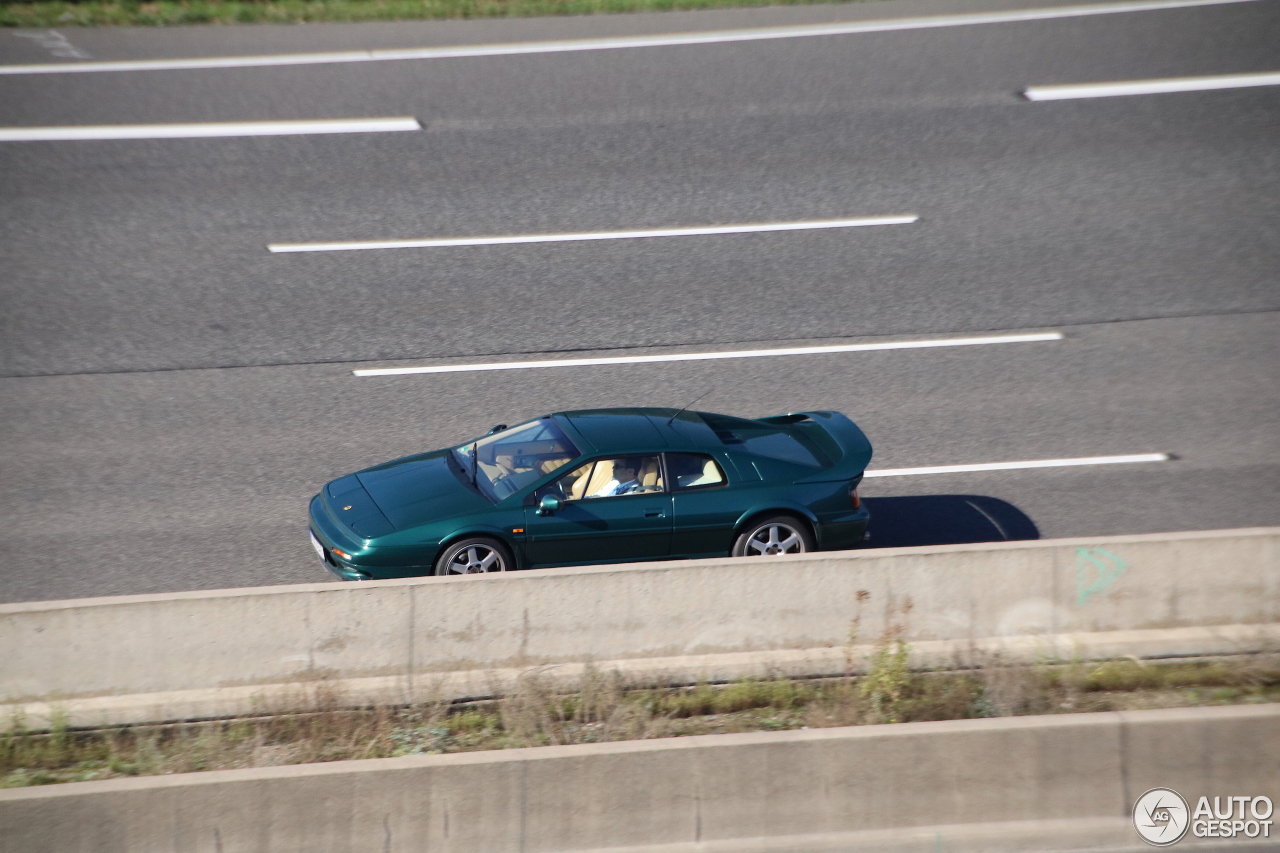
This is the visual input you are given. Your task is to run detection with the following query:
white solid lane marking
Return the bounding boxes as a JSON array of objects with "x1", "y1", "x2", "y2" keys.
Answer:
[
  {"x1": 351, "y1": 332, "x2": 1063, "y2": 376},
  {"x1": 1024, "y1": 70, "x2": 1280, "y2": 100},
  {"x1": 864, "y1": 453, "x2": 1171, "y2": 477},
  {"x1": 0, "y1": 0, "x2": 1254, "y2": 75},
  {"x1": 269, "y1": 216, "x2": 918, "y2": 254},
  {"x1": 0, "y1": 117, "x2": 421, "y2": 142}
]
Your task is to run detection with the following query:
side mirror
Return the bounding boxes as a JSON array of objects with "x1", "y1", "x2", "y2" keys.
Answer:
[
  {"x1": 536, "y1": 495, "x2": 561, "y2": 516},
  {"x1": 487, "y1": 424, "x2": 508, "y2": 435}
]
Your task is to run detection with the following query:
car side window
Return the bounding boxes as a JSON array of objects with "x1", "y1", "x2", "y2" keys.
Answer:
[
  {"x1": 538, "y1": 460, "x2": 593, "y2": 502},
  {"x1": 545, "y1": 455, "x2": 665, "y2": 501},
  {"x1": 666, "y1": 452, "x2": 726, "y2": 491}
]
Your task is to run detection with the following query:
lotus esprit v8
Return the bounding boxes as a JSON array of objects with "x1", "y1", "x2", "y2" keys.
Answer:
[{"x1": 309, "y1": 408, "x2": 872, "y2": 579}]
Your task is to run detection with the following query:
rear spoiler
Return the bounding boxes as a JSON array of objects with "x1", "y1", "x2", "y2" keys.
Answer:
[{"x1": 758, "y1": 410, "x2": 873, "y2": 483}]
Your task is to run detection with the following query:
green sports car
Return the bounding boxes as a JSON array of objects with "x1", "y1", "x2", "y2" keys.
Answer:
[{"x1": 309, "y1": 408, "x2": 872, "y2": 580}]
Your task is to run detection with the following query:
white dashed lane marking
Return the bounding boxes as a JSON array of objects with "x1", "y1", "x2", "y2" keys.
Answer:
[
  {"x1": 268, "y1": 216, "x2": 918, "y2": 254},
  {"x1": 0, "y1": 117, "x2": 421, "y2": 142},
  {"x1": 1024, "y1": 70, "x2": 1280, "y2": 100},
  {"x1": 864, "y1": 453, "x2": 1172, "y2": 477},
  {"x1": 351, "y1": 332, "x2": 1064, "y2": 376}
]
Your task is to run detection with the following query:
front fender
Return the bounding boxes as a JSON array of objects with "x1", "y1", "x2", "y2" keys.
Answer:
[
  {"x1": 437, "y1": 525, "x2": 524, "y2": 569},
  {"x1": 439, "y1": 523, "x2": 516, "y2": 546}
]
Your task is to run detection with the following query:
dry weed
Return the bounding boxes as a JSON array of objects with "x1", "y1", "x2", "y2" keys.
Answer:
[{"x1": 3, "y1": 653, "x2": 1276, "y2": 788}]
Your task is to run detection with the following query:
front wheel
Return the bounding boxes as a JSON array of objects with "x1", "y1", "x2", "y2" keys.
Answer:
[
  {"x1": 434, "y1": 537, "x2": 514, "y2": 576},
  {"x1": 731, "y1": 515, "x2": 814, "y2": 557}
]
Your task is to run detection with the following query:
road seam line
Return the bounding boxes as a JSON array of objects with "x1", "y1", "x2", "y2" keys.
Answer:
[
  {"x1": 0, "y1": 0, "x2": 1255, "y2": 75},
  {"x1": 351, "y1": 332, "x2": 1064, "y2": 376}
]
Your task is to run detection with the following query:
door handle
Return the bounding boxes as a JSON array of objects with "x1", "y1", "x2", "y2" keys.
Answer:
[{"x1": 644, "y1": 509, "x2": 665, "y2": 518}]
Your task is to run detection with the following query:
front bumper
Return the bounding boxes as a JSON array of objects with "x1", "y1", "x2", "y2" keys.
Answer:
[{"x1": 309, "y1": 529, "x2": 370, "y2": 581}]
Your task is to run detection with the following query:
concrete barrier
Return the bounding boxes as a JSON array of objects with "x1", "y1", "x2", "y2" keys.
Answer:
[
  {"x1": 1, "y1": 704, "x2": 1276, "y2": 853},
  {"x1": 3, "y1": 528, "x2": 1277, "y2": 727}
]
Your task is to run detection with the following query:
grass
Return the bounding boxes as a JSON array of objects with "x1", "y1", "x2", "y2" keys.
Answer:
[
  {"x1": 0, "y1": 0, "x2": 880, "y2": 28},
  {"x1": 5, "y1": 652, "x2": 1279, "y2": 788}
]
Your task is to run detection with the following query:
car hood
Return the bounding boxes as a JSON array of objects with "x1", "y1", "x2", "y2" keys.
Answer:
[{"x1": 355, "y1": 452, "x2": 492, "y2": 530}]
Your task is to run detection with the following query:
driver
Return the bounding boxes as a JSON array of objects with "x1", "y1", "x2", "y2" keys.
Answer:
[{"x1": 591, "y1": 457, "x2": 642, "y2": 497}]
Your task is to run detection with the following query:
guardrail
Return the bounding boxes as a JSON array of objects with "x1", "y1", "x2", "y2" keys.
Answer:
[
  {"x1": 3, "y1": 528, "x2": 1277, "y2": 727},
  {"x1": 1, "y1": 704, "x2": 1276, "y2": 853}
]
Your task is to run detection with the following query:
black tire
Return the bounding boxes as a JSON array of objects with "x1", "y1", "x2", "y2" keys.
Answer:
[
  {"x1": 433, "y1": 537, "x2": 514, "y2": 576},
  {"x1": 731, "y1": 515, "x2": 815, "y2": 557}
]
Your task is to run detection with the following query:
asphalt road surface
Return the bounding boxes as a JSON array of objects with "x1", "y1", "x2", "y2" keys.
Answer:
[{"x1": 1, "y1": 0, "x2": 1277, "y2": 602}]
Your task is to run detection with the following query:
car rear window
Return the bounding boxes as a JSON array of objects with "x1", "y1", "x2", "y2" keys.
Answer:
[{"x1": 696, "y1": 412, "x2": 831, "y2": 468}]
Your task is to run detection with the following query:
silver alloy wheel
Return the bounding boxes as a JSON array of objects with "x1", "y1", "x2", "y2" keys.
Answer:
[
  {"x1": 443, "y1": 544, "x2": 505, "y2": 574},
  {"x1": 744, "y1": 522, "x2": 806, "y2": 556}
]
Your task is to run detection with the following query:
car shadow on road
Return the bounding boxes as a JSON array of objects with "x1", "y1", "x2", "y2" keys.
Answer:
[{"x1": 860, "y1": 495, "x2": 1039, "y2": 548}]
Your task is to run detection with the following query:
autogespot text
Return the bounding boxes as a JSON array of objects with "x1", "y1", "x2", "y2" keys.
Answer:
[{"x1": 1191, "y1": 796, "x2": 1274, "y2": 839}]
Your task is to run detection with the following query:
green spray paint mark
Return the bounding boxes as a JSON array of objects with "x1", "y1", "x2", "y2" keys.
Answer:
[{"x1": 1076, "y1": 547, "x2": 1127, "y2": 606}]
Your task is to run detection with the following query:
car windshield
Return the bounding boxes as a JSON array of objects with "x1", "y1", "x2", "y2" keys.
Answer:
[{"x1": 453, "y1": 418, "x2": 580, "y2": 502}]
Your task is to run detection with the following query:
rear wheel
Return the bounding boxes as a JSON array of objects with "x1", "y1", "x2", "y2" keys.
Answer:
[
  {"x1": 732, "y1": 515, "x2": 814, "y2": 557},
  {"x1": 434, "y1": 537, "x2": 514, "y2": 575}
]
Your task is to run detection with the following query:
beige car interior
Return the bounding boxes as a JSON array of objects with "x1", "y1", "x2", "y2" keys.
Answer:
[
  {"x1": 477, "y1": 430, "x2": 575, "y2": 490},
  {"x1": 484, "y1": 455, "x2": 568, "y2": 481},
  {"x1": 560, "y1": 456, "x2": 664, "y2": 500},
  {"x1": 636, "y1": 458, "x2": 663, "y2": 492},
  {"x1": 679, "y1": 457, "x2": 724, "y2": 488},
  {"x1": 539, "y1": 457, "x2": 571, "y2": 475}
]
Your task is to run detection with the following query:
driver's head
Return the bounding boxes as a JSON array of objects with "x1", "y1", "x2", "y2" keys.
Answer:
[{"x1": 613, "y1": 458, "x2": 640, "y2": 480}]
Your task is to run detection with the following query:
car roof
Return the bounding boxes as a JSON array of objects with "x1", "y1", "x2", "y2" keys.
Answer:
[{"x1": 553, "y1": 408, "x2": 720, "y2": 455}]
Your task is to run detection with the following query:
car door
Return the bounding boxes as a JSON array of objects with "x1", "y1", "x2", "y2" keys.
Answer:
[
  {"x1": 522, "y1": 455, "x2": 672, "y2": 566},
  {"x1": 666, "y1": 451, "x2": 739, "y2": 558}
]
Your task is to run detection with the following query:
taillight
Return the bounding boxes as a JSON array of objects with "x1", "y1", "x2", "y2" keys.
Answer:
[{"x1": 850, "y1": 487, "x2": 861, "y2": 510}]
